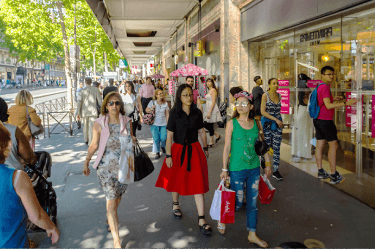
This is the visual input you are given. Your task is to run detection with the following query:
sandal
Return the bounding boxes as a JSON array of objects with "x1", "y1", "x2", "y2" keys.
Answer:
[
  {"x1": 173, "y1": 202, "x2": 182, "y2": 219},
  {"x1": 248, "y1": 238, "x2": 268, "y2": 248},
  {"x1": 208, "y1": 144, "x2": 214, "y2": 148},
  {"x1": 215, "y1": 135, "x2": 222, "y2": 143},
  {"x1": 217, "y1": 221, "x2": 226, "y2": 235},
  {"x1": 106, "y1": 220, "x2": 111, "y2": 232},
  {"x1": 28, "y1": 238, "x2": 36, "y2": 248},
  {"x1": 198, "y1": 215, "x2": 212, "y2": 236}
]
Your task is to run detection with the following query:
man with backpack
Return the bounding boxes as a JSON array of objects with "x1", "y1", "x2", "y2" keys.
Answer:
[{"x1": 310, "y1": 66, "x2": 357, "y2": 184}]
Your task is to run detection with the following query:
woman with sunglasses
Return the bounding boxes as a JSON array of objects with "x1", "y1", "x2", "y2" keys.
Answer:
[
  {"x1": 83, "y1": 92, "x2": 136, "y2": 248},
  {"x1": 155, "y1": 84, "x2": 212, "y2": 236},
  {"x1": 261, "y1": 78, "x2": 284, "y2": 181},
  {"x1": 219, "y1": 91, "x2": 272, "y2": 247},
  {"x1": 146, "y1": 89, "x2": 169, "y2": 159},
  {"x1": 203, "y1": 78, "x2": 222, "y2": 147}
]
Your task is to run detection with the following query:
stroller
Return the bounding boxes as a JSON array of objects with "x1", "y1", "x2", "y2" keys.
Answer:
[{"x1": 25, "y1": 151, "x2": 57, "y2": 231}]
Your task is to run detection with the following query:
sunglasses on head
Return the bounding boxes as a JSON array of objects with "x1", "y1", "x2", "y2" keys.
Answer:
[
  {"x1": 234, "y1": 101, "x2": 250, "y2": 107},
  {"x1": 108, "y1": 101, "x2": 121, "y2": 106}
]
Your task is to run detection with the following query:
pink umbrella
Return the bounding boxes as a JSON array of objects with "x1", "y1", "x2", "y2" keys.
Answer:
[
  {"x1": 179, "y1": 63, "x2": 208, "y2": 76},
  {"x1": 170, "y1": 63, "x2": 208, "y2": 77},
  {"x1": 152, "y1": 74, "x2": 165, "y2": 79}
]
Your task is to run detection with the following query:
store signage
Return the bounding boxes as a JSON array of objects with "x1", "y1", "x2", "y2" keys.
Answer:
[
  {"x1": 278, "y1": 80, "x2": 289, "y2": 86},
  {"x1": 300, "y1": 27, "x2": 332, "y2": 46},
  {"x1": 277, "y1": 88, "x2": 290, "y2": 114},
  {"x1": 345, "y1": 92, "x2": 363, "y2": 128},
  {"x1": 372, "y1": 96, "x2": 375, "y2": 138},
  {"x1": 307, "y1": 80, "x2": 323, "y2": 88}
]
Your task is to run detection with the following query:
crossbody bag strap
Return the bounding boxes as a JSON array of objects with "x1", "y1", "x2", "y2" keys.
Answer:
[{"x1": 255, "y1": 119, "x2": 266, "y2": 142}]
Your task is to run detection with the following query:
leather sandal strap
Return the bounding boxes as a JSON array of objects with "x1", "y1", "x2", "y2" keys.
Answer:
[
  {"x1": 198, "y1": 215, "x2": 205, "y2": 220},
  {"x1": 173, "y1": 202, "x2": 179, "y2": 206}
]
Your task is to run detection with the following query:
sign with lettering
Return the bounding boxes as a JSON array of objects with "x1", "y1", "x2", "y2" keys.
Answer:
[
  {"x1": 278, "y1": 80, "x2": 289, "y2": 86},
  {"x1": 300, "y1": 27, "x2": 332, "y2": 46},
  {"x1": 277, "y1": 88, "x2": 290, "y2": 114},
  {"x1": 307, "y1": 80, "x2": 323, "y2": 88},
  {"x1": 346, "y1": 92, "x2": 363, "y2": 128}
]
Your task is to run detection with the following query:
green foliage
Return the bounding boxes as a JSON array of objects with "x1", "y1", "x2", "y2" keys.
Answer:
[
  {"x1": 0, "y1": 0, "x2": 63, "y2": 63},
  {"x1": 0, "y1": 0, "x2": 123, "y2": 73}
]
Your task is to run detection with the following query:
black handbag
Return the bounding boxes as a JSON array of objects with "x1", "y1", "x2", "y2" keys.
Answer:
[
  {"x1": 254, "y1": 119, "x2": 270, "y2": 156},
  {"x1": 134, "y1": 141, "x2": 154, "y2": 181}
]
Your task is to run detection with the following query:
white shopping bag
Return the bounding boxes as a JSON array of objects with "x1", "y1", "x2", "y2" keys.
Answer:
[
  {"x1": 118, "y1": 136, "x2": 134, "y2": 184},
  {"x1": 210, "y1": 180, "x2": 224, "y2": 221}
]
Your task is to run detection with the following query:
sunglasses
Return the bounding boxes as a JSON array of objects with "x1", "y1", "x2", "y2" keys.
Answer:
[
  {"x1": 108, "y1": 101, "x2": 121, "y2": 106},
  {"x1": 234, "y1": 101, "x2": 250, "y2": 107}
]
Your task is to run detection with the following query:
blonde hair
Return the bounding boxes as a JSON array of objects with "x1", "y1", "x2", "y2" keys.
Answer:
[
  {"x1": 15, "y1": 90, "x2": 34, "y2": 106},
  {"x1": 152, "y1": 89, "x2": 166, "y2": 102}
]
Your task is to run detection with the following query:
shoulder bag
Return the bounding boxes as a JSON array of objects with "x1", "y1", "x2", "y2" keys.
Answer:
[
  {"x1": 134, "y1": 141, "x2": 154, "y2": 181},
  {"x1": 254, "y1": 119, "x2": 270, "y2": 156},
  {"x1": 143, "y1": 100, "x2": 155, "y2": 125},
  {"x1": 27, "y1": 107, "x2": 44, "y2": 137}
]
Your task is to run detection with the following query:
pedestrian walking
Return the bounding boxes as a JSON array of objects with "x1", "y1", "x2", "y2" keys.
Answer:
[
  {"x1": 146, "y1": 89, "x2": 170, "y2": 159},
  {"x1": 313, "y1": 66, "x2": 357, "y2": 184},
  {"x1": 229, "y1": 86, "x2": 244, "y2": 104},
  {"x1": 260, "y1": 78, "x2": 284, "y2": 180},
  {"x1": 139, "y1": 77, "x2": 155, "y2": 115},
  {"x1": 252, "y1": 76, "x2": 264, "y2": 120},
  {"x1": 83, "y1": 92, "x2": 136, "y2": 248},
  {"x1": 103, "y1": 78, "x2": 118, "y2": 99},
  {"x1": 76, "y1": 78, "x2": 103, "y2": 145},
  {"x1": 0, "y1": 97, "x2": 37, "y2": 170},
  {"x1": 219, "y1": 91, "x2": 271, "y2": 247},
  {"x1": 76, "y1": 82, "x2": 84, "y2": 101},
  {"x1": 7, "y1": 90, "x2": 42, "y2": 151},
  {"x1": 155, "y1": 84, "x2": 212, "y2": 236},
  {"x1": 0, "y1": 122, "x2": 59, "y2": 248},
  {"x1": 121, "y1": 81, "x2": 143, "y2": 137},
  {"x1": 203, "y1": 78, "x2": 222, "y2": 147}
]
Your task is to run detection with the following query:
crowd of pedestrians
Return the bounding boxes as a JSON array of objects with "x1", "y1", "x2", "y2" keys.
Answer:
[{"x1": 0, "y1": 67, "x2": 358, "y2": 248}]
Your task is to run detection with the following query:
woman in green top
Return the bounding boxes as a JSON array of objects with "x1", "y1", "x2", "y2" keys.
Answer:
[{"x1": 219, "y1": 91, "x2": 272, "y2": 248}]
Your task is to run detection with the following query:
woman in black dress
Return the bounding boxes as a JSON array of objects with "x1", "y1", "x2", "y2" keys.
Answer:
[{"x1": 155, "y1": 84, "x2": 212, "y2": 235}]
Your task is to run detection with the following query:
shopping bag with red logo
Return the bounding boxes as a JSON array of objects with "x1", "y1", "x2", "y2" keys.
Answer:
[
  {"x1": 209, "y1": 180, "x2": 236, "y2": 224},
  {"x1": 258, "y1": 174, "x2": 276, "y2": 204}
]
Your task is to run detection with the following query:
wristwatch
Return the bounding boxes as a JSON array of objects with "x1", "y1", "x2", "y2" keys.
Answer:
[{"x1": 166, "y1": 154, "x2": 172, "y2": 158}]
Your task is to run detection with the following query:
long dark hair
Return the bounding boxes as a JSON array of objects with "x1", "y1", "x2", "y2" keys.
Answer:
[
  {"x1": 0, "y1": 97, "x2": 9, "y2": 122},
  {"x1": 206, "y1": 78, "x2": 217, "y2": 91},
  {"x1": 171, "y1": 84, "x2": 196, "y2": 117},
  {"x1": 125, "y1": 81, "x2": 136, "y2": 95},
  {"x1": 231, "y1": 94, "x2": 255, "y2": 120}
]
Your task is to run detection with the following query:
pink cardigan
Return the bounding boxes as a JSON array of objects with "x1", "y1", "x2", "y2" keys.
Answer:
[{"x1": 93, "y1": 114, "x2": 131, "y2": 169}]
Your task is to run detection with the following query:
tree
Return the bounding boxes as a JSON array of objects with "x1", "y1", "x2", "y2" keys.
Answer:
[{"x1": 0, "y1": 0, "x2": 63, "y2": 83}]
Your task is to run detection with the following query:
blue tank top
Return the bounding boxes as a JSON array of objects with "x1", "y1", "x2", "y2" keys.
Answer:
[{"x1": 0, "y1": 165, "x2": 28, "y2": 248}]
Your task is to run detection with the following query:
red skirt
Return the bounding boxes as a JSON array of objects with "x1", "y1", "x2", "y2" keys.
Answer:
[{"x1": 155, "y1": 142, "x2": 209, "y2": 196}]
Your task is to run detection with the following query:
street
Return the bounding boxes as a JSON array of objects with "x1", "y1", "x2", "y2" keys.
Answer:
[
  {"x1": 0, "y1": 86, "x2": 67, "y2": 106},
  {"x1": 27, "y1": 124, "x2": 375, "y2": 248}
]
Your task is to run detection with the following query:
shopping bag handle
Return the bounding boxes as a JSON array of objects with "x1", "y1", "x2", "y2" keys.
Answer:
[{"x1": 217, "y1": 180, "x2": 225, "y2": 191}]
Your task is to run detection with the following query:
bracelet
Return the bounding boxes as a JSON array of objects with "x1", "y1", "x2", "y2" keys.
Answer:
[
  {"x1": 222, "y1": 169, "x2": 228, "y2": 171},
  {"x1": 203, "y1": 147, "x2": 208, "y2": 151},
  {"x1": 166, "y1": 154, "x2": 172, "y2": 158},
  {"x1": 265, "y1": 162, "x2": 272, "y2": 167}
]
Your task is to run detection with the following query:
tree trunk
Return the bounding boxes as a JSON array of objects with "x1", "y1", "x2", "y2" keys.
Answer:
[
  {"x1": 56, "y1": 1, "x2": 73, "y2": 109},
  {"x1": 104, "y1": 52, "x2": 108, "y2": 72}
]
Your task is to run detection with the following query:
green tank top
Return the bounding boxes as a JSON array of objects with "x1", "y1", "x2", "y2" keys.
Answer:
[{"x1": 229, "y1": 118, "x2": 260, "y2": 171}]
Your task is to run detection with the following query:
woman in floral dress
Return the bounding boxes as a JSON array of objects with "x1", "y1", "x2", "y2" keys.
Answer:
[{"x1": 83, "y1": 92, "x2": 136, "y2": 248}]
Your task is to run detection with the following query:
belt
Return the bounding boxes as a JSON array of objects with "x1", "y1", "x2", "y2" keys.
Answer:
[{"x1": 179, "y1": 140, "x2": 197, "y2": 172}]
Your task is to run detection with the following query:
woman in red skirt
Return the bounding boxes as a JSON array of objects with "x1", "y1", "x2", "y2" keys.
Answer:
[{"x1": 155, "y1": 84, "x2": 212, "y2": 235}]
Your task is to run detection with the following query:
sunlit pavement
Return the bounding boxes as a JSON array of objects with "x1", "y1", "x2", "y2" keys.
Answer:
[{"x1": 28, "y1": 124, "x2": 375, "y2": 248}]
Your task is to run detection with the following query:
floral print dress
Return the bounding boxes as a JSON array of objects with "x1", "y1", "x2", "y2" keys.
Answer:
[{"x1": 97, "y1": 124, "x2": 128, "y2": 200}]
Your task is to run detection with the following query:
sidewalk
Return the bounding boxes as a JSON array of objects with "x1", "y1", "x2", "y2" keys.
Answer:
[{"x1": 28, "y1": 125, "x2": 375, "y2": 248}]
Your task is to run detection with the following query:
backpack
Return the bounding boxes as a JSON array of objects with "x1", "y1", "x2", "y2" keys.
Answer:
[{"x1": 308, "y1": 83, "x2": 326, "y2": 119}]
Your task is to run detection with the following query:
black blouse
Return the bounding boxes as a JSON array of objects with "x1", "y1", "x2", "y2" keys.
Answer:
[{"x1": 166, "y1": 107, "x2": 204, "y2": 171}]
